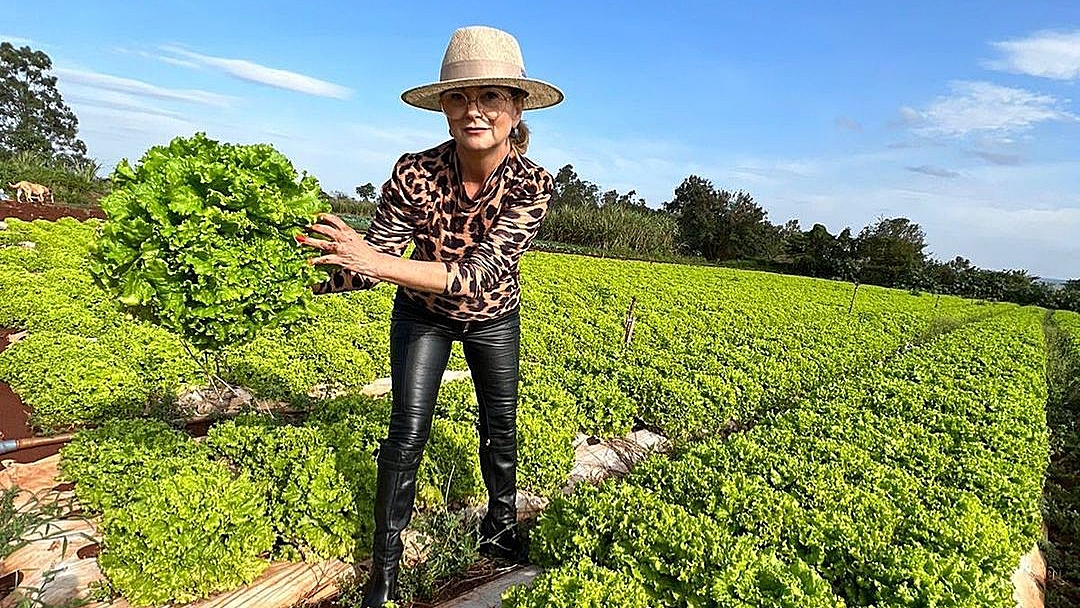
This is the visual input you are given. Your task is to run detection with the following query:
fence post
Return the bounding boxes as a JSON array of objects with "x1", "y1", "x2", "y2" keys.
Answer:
[{"x1": 623, "y1": 297, "x2": 637, "y2": 347}]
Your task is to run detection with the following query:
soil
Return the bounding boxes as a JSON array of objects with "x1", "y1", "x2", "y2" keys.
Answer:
[
  {"x1": 0, "y1": 200, "x2": 105, "y2": 222},
  {"x1": 0, "y1": 328, "x2": 55, "y2": 464}
]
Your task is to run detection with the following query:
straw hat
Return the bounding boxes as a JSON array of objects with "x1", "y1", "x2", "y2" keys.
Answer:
[{"x1": 401, "y1": 26, "x2": 564, "y2": 111}]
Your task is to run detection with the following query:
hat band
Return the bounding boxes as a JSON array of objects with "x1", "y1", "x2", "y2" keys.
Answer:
[{"x1": 440, "y1": 59, "x2": 526, "y2": 82}]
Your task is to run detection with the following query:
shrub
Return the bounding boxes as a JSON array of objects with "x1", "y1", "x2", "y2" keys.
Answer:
[
  {"x1": 417, "y1": 417, "x2": 484, "y2": 509},
  {"x1": 539, "y1": 203, "x2": 678, "y2": 258},
  {"x1": 501, "y1": 559, "x2": 654, "y2": 608},
  {"x1": 517, "y1": 379, "x2": 579, "y2": 497},
  {"x1": 0, "y1": 150, "x2": 108, "y2": 207},
  {"x1": 0, "y1": 332, "x2": 148, "y2": 430}
]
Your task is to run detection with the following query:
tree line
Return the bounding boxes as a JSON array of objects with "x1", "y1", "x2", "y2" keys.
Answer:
[{"x1": 547, "y1": 165, "x2": 1080, "y2": 313}]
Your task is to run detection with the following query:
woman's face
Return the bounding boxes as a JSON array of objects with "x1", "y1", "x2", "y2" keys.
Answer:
[{"x1": 441, "y1": 86, "x2": 523, "y2": 156}]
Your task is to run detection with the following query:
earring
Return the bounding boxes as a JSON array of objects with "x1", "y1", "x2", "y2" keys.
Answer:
[{"x1": 510, "y1": 125, "x2": 520, "y2": 138}]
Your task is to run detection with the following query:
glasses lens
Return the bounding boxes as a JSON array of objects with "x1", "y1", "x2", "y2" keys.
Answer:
[
  {"x1": 478, "y1": 90, "x2": 508, "y2": 114},
  {"x1": 440, "y1": 89, "x2": 512, "y2": 118},
  {"x1": 441, "y1": 92, "x2": 469, "y2": 117}
]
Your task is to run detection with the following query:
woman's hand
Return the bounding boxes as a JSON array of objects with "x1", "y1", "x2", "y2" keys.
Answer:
[{"x1": 300, "y1": 213, "x2": 383, "y2": 279}]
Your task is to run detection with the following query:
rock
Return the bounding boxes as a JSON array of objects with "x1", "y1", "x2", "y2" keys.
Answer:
[
  {"x1": 18, "y1": 241, "x2": 35, "y2": 249},
  {"x1": 6, "y1": 330, "x2": 28, "y2": 346}
]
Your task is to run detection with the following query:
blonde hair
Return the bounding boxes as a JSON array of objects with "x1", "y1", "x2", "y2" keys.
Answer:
[{"x1": 510, "y1": 120, "x2": 530, "y2": 155}]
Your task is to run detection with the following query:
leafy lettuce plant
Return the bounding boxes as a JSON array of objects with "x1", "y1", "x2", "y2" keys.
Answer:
[
  {"x1": 205, "y1": 416, "x2": 362, "y2": 562},
  {"x1": 98, "y1": 458, "x2": 274, "y2": 606},
  {"x1": 89, "y1": 132, "x2": 329, "y2": 354},
  {"x1": 58, "y1": 418, "x2": 201, "y2": 512}
]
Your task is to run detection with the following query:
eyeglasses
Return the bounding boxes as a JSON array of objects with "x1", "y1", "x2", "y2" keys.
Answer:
[{"x1": 439, "y1": 88, "x2": 520, "y2": 119}]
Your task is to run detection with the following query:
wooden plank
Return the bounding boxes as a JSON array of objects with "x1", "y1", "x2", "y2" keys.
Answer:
[
  {"x1": 186, "y1": 561, "x2": 352, "y2": 608},
  {"x1": 0, "y1": 454, "x2": 64, "y2": 504},
  {"x1": 1011, "y1": 543, "x2": 1045, "y2": 608},
  {"x1": 0, "y1": 518, "x2": 97, "y2": 578},
  {"x1": 438, "y1": 566, "x2": 543, "y2": 608}
]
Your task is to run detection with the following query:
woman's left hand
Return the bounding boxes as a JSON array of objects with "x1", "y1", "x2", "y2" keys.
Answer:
[{"x1": 300, "y1": 213, "x2": 383, "y2": 278}]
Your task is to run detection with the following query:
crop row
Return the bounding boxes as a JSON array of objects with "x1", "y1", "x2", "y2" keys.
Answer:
[
  {"x1": 1043, "y1": 309, "x2": 1080, "y2": 604},
  {"x1": 520, "y1": 252, "x2": 1003, "y2": 441},
  {"x1": 508, "y1": 308, "x2": 1049, "y2": 607},
  {"x1": 0, "y1": 217, "x2": 414, "y2": 425}
]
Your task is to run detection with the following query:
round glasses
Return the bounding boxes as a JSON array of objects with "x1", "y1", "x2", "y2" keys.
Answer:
[{"x1": 439, "y1": 88, "x2": 520, "y2": 119}]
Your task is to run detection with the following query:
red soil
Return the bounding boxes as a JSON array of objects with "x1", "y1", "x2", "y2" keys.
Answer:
[
  {"x1": 0, "y1": 200, "x2": 105, "y2": 222},
  {"x1": 0, "y1": 331, "x2": 54, "y2": 464}
]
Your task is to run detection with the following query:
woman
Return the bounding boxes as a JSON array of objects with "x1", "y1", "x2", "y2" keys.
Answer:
[{"x1": 299, "y1": 25, "x2": 563, "y2": 607}]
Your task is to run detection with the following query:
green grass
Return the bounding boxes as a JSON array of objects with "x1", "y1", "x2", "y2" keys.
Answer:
[{"x1": 1, "y1": 151, "x2": 109, "y2": 207}]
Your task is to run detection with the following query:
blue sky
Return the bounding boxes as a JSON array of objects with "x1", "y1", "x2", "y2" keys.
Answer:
[{"x1": 4, "y1": 0, "x2": 1080, "y2": 278}]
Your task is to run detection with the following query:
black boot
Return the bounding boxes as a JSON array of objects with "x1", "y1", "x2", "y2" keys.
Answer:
[
  {"x1": 477, "y1": 441, "x2": 529, "y2": 563},
  {"x1": 361, "y1": 442, "x2": 422, "y2": 608}
]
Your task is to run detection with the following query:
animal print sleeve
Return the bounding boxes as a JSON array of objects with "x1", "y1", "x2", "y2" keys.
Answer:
[
  {"x1": 443, "y1": 169, "x2": 553, "y2": 299},
  {"x1": 311, "y1": 268, "x2": 377, "y2": 295},
  {"x1": 312, "y1": 154, "x2": 427, "y2": 295}
]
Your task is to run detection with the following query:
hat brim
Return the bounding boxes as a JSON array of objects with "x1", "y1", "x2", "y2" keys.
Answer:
[{"x1": 401, "y1": 77, "x2": 564, "y2": 111}]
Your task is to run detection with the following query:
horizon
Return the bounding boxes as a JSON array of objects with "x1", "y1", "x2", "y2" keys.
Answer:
[{"x1": 3, "y1": 0, "x2": 1079, "y2": 279}]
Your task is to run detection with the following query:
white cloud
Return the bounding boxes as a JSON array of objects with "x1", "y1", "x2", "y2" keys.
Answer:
[
  {"x1": 158, "y1": 55, "x2": 201, "y2": 70},
  {"x1": 1, "y1": 35, "x2": 35, "y2": 47},
  {"x1": 987, "y1": 30, "x2": 1080, "y2": 80},
  {"x1": 938, "y1": 204, "x2": 1080, "y2": 270},
  {"x1": 345, "y1": 123, "x2": 437, "y2": 152},
  {"x1": 55, "y1": 67, "x2": 234, "y2": 107},
  {"x1": 965, "y1": 149, "x2": 1023, "y2": 166},
  {"x1": 79, "y1": 105, "x2": 196, "y2": 137},
  {"x1": 907, "y1": 165, "x2": 961, "y2": 178},
  {"x1": 528, "y1": 129, "x2": 695, "y2": 203},
  {"x1": 74, "y1": 104, "x2": 200, "y2": 170},
  {"x1": 887, "y1": 140, "x2": 946, "y2": 150},
  {"x1": 907, "y1": 80, "x2": 1074, "y2": 138},
  {"x1": 64, "y1": 86, "x2": 188, "y2": 121},
  {"x1": 160, "y1": 46, "x2": 352, "y2": 99},
  {"x1": 951, "y1": 205, "x2": 1080, "y2": 238}
]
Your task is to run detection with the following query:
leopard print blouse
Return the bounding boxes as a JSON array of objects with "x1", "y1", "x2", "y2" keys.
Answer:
[{"x1": 312, "y1": 140, "x2": 553, "y2": 321}]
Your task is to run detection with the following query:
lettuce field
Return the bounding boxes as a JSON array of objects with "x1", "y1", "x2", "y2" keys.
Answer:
[{"x1": 1, "y1": 214, "x2": 1078, "y2": 607}]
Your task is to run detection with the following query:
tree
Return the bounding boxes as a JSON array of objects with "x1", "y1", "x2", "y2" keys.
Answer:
[
  {"x1": 786, "y1": 223, "x2": 849, "y2": 279},
  {"x1": 1054, "y1": 280, "x2": 1080, "y2": 313},
  {"x1": 355, "y1": 182, "x2": 376, "y2": 202},
  {"x1": 0, "y1": 42, "x2": 87, "y2": 164},
  {"x1": 599, "y1": 188, "x2": 649, "y2": 209},
  {"x1": 664, "y1": 175, "x2": 772, "y2": 261},
  {"x1": 856, "y1": 217, "x2": 928, "y2": 287},
  {"x1": 551, "y1": 164, "x2": 600, "y2": 209}
]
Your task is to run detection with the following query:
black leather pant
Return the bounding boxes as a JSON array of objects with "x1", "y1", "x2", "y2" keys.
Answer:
[
  {"x1": 363, "y1": 292, "x2": 521, "y2": 605},
  {"x1": 386, "y1": 292, "x2": 520, "y2": 455}
]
